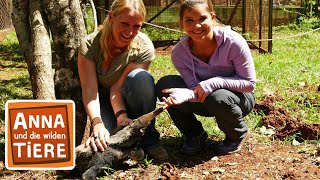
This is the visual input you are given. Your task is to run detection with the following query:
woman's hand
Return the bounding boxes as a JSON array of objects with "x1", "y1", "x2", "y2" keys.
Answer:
[
  {"x1": 117, "y1": 114, "x2": 133, "y2": 127},
  {"x1": 85, "y1": 123, "x2": 110, "y2": 152},
  {"x1": 159, "y1": 88, "x2": 196, "y2": 109},
  {"x1": 160, "y1": 96, "x2": 179, "y2": 109},
  {"x1": 194, "y1": 84, "x2": 209, "y2": 102}
]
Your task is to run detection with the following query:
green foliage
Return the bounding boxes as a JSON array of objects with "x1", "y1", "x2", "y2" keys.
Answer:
[
  {"x1": 303, "y1": 0, "x2": 320, "y2": 17},
  {"x1": 100, "y1": 166, "x2": 116, "y2": 178},
  {"x1": 141, "y1": 155, "x2": 153, "y2": 166},
  {"x1": 0, "y1": 32, "x2": 21, "y2": 53},
  {"x1": 85, "y1": 6, "x2": 95, "y2": 34},
  {"x1": 141, "y1": 26, "x2": 184, "y2": 41}
]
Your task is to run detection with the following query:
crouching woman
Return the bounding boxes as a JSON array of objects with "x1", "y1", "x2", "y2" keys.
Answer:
[{"x1": 78, "y1": 0, "x2": 168, "y2": 162}]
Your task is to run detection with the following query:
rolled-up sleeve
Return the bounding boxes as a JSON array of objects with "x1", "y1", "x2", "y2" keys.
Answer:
[{"x1": 135, "y1": 33, "x2": 156, "y2": 63}]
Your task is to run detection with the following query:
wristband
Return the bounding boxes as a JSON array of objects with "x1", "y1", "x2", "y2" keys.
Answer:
[
  {"x1": 115, "y1": 110, "x2": 127, "y2": 118},
  {"x1": 91, "y1": 117, "x2": 103, "y2": 127}
]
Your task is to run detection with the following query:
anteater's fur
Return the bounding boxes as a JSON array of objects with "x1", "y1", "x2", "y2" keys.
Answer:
[{"x1": 75, "y1": 107, "x2": 164, "y2": 180}]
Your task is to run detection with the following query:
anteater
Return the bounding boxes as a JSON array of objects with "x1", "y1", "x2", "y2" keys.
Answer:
[{"x1": 75, "y1": 107, "x2": 164, "y2": 180}]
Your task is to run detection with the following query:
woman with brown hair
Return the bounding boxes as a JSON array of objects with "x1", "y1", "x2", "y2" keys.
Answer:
[{"x1": 157, "y1": 0, "x2": 256, "y2": 156}]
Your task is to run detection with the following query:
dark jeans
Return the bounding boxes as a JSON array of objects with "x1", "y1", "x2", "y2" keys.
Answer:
[
  {"x1": 98, "y1": 69, "x2": 160, "y2": 150},
  {"x1": 156, "y1": 75, "x2": 255, "y2": 142}
]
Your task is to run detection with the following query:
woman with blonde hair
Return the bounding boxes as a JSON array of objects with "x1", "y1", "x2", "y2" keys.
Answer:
[{"x1": 78, "y1": 0, "x2": 168, "y2": 162}]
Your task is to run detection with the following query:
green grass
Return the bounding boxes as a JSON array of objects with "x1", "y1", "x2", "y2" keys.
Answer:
[
  {"x1": 141, "y1": 26, "x2": 184, "y2": 41},
  {"x1": 151, "y1": 17, "x2": 320, "y2": 139},
  {"x1": 0, "y1": 16, "x2": 319, "y2": 180},
  {"x1": 0, "y1": 32, "x2": 31, "y2": 122},
  {"x1": 0, "y1": 18, "x2": 319, "y2": 139},
  {"x1": 252, "y1": 18, "x2": 320, "y2": 123}
]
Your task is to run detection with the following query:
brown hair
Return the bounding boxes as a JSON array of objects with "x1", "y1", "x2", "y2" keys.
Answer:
[
  {"x1": 99, "y1": 0, "x2": 146, "y2": 60},
  {"x1": 179, "y1": 0, "x2": 214, "y2": 19},
  {"x1": 179, "y1": 0, "x2": 221, "y2": 27}
]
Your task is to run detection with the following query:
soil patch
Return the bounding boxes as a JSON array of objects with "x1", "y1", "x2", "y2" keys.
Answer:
[
  {"x1": 3, "y1": 140, "x2": 318, "y2": 180},
  {"x1": 254, "y1": 94, "x2": 320, "y2": 140},
  {"x1": 155, "y1": 45, "x2": 175, "y2": 56}
]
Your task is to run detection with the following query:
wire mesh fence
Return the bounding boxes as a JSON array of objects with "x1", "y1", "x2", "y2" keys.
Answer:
[
  {"x1": 1, "y1": 0, "x2": 304, "y2": 54},
  {"x1": 0, "y1": 0, "x2": 12, "y2": 30},
  {"x1": 244, "y1": 0, "x2": 272, "y2": 53},
  {"x1": 144, "y1": 0, "x2": 273, "y2": 53}
]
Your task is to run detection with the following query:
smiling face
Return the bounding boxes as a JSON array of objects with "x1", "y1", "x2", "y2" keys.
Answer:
[
  {"x1": 180, "y1": 4, "x2": 215, "y2": 41},
  {"x1": 109, "y1": 9, "x2": 143, "y2": 48}
]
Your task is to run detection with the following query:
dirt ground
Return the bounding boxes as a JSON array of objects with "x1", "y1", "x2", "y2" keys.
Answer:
[
  {"x1": 1, "y1": 94, "x2": 320, "y2": 180},
  {"x1": 0, "y1": 29, "x2": 319, "y2": 179}
]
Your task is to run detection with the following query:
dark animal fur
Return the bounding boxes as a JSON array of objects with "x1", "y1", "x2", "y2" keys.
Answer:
[{"x1": 75, "y1": 107, "x2": 164, "y2": 180}]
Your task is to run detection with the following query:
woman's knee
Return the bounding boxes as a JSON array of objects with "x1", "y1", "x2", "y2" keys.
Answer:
[
  {"x1": 127, "y1": 69, "x2": 154, "y2": 84},
  {"x1": 206, "y1": 89, "x2": 238, "y2": 105},
  {"x1": 125, "y1": 68, "x2": 155, "y2": 95},
  {"x1": 156, "y1": 75, "x2": 182, "y2": 88},
  {"x1": 156, "y1": 75, "x2": 186, "y2": 97},
  {"x1": 204, "y1": 89, "x2": 241, "y2": 116}
]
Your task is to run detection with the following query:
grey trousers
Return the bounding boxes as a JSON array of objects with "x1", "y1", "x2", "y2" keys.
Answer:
[
  {"x1": 156, "y1": 75, "x2": 255, "y2": 142},
  {"x1": 98, "y1": 69, "x2": 160, "y2": 150}
]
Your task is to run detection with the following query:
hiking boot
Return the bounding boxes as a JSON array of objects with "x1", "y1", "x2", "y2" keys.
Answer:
[
  {"x1": 182, "y1": 131, "x2": 208, "y2": 156},
  {"x1": 145, "y1": 145, "x2": 169, "y2": 163},
  {"x1": 213, "y1": 131, "x2": 249, "y2": 155}
]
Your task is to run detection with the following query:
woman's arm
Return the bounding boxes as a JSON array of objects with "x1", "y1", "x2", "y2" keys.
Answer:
[
  {"x1": 171, "y1": 48, "x2": 199, "y2": 90},
  {"x1": 78, "y1": 53, "x2": 100, "y2": 119},
  {"x1": 110, "y1": 61, "x2": 151, "y2": 127},
  {"x1": 78, "y1": 53, "x2": 109, "y2": 152},
  {"x1": 199, "y1": 37, "x2": 256, "y2": 95}
]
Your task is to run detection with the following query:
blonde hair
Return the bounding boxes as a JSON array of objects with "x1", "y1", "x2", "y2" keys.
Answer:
[{"x1": 99, "y1": 0, "x2": 146, "y2": 60}]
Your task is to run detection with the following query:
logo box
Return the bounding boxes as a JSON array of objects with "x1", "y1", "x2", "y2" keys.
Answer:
[{"x1": 5, "y1": 100, "x2": 75, "y2": 170}]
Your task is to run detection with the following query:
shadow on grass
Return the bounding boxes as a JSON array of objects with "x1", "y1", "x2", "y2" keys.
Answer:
[
  {"x1": 0, "y1": 43, "x2": 25, "y2": 68},
  {"x1": 0, "y1": 53, "x2": 24, "y2": 65},
  {"x1": 0, "y1": 77, "x2": 31, "y2": 99},
  {"x1": 0, "y1": 43, "x2": 22, "y2": 61},
  {"x1": 0, "y1": 77, "x2": 31, "y2": 121},
  {"x1": 58, "y1": 136, "x2": 221, "y2": 180},
  {"x1": 160, "y1": 136, "x2": 219, "y2": 168},
  {"x1": 0, "y1": 129, "x2": 4, "y2": 162}
]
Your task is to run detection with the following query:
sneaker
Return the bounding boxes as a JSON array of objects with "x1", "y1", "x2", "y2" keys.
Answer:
[
  {"x1": 145, "y1": 145, "x2": 169, "y2": 163},
  {"x1": 182, "y1": 131, "x2": 208, "y2": 156},
  {"x1": 213, "y1": 131, "x2": 249, "y2": 155}
]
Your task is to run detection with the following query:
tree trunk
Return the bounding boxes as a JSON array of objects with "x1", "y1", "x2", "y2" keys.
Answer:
[
  {"x1": 12, "y1": 0, "x2": 55, "y2": 99},
  {"x1": 11, "y1": 0, "x2": 32, "y2": 68},
  {"x1": 12, "y1": 0, "x2": 89, "y2": 145},
  {"x1": 29, "y1": 0, "x2": 55, "y2": 99},
  {"x1": 42, "y1": 0, "x2": 88, "y2": 145}
]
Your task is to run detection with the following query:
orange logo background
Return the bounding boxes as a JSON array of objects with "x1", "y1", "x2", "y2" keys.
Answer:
[{"x1": 5, "y1": 100, "x2": 75, "y2": 170}]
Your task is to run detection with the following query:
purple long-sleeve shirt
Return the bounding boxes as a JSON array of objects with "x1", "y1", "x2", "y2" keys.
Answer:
[{"x1": 171, "y1": 26, "x2": 256, "y2": 96}]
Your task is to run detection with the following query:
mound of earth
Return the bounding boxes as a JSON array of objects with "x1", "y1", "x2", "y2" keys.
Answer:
[{"x1": 254, "y1": 94, "x2": 320, "y2": 140}]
